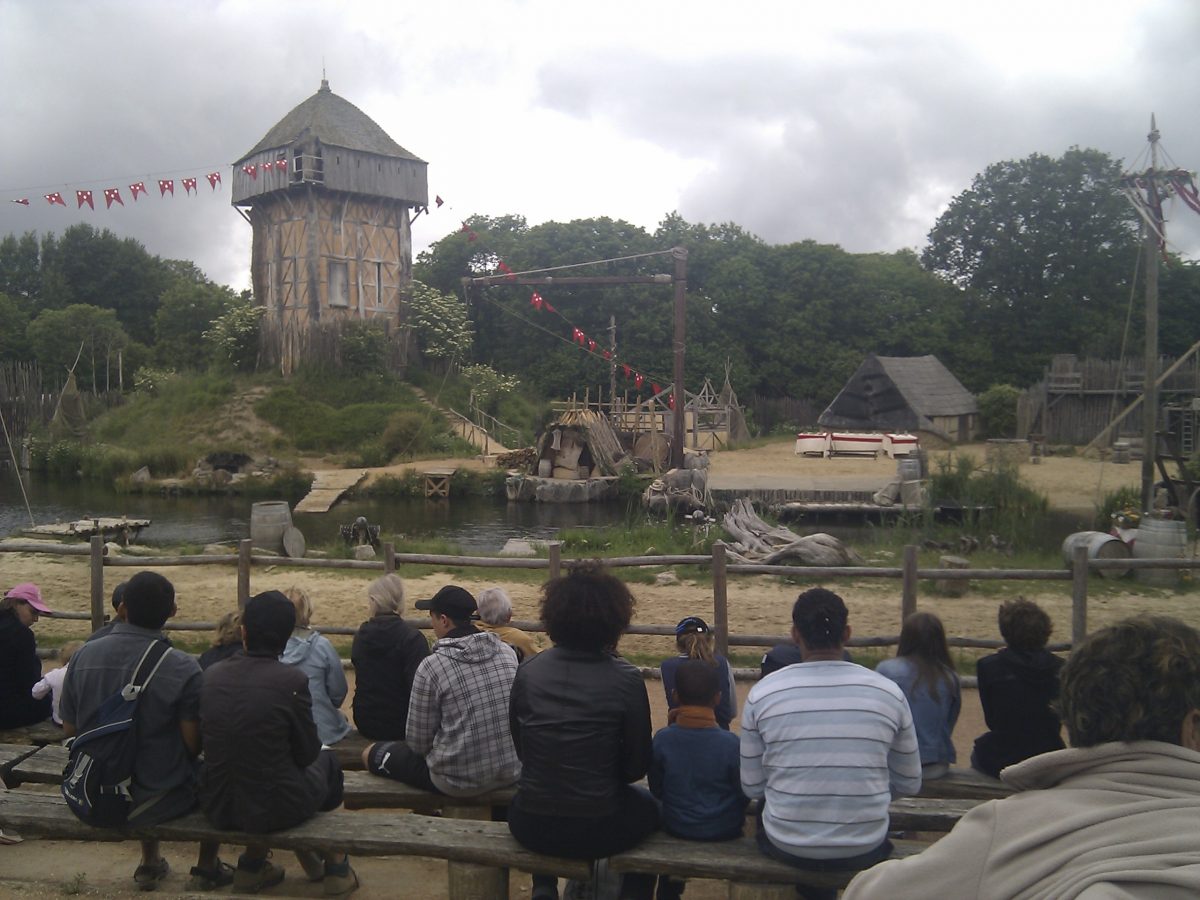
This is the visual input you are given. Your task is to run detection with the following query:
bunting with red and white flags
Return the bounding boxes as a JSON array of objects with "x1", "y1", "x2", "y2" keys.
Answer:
[
  {"x1": 11, "y1": 198, "x2": 29, "y2": 205},
  {"x1": 242, "y1": 163, "x2": 258, "y2": 180},
  {"x1": 130, "y1": 182, "x2": 147, "y2": 200},
  {"x1": 44, "y1": 192, "x2": 66, "y2": 206},
  {"x1": 103, "y1": 188, "x2": 123, "y2": 209},
  {"x1": 435, "y1": 195, "x2": 444, "y2": 207},
  {"x1": 206, "y1": 172, "x2": 222, "y2": 190},
  {"x1": 76, "y1": 190, "x2": 94, "y2": 210},
  {"x1": 182, "y1": 177, "x2": 198, "y2": 195},
  {"x1": 158, "y1": 179, "x2": 174, "y2": 197}
]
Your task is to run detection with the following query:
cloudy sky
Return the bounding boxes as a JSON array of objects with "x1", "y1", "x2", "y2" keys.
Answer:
[{"x1": 2, "y1": 0, "x2": 1198, "y2": 291}]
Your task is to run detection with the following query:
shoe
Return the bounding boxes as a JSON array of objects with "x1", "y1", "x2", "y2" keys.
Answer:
[
  {"x1": 0, "y1": 829, "x2": 23, "y2": 846},
  {"x1": 233, "y1": 855, "x2": 285, "y2": 894},
  {"x1": 133, "y1": 858, "x2": 170, "y2": 892},
  {"x1": 188, "y1": 860, "x2": 235, "y2": 891},
  {"x1": 323, "y1": 856, "x2": 359, "y2": 896},
  {"x1": 295, "y1": 849, "x2": 326, "y2": 882}
]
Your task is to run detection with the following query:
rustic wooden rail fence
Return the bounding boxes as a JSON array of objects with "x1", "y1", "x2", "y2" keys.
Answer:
[{"x1": 2, "y1": 537, "x2": 1193, "y2": 653}]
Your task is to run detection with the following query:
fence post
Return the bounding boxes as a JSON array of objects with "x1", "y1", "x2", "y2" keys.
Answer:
[
  {"x1": 712, "y1": 542, "x2": 729, "y2": 658},
  {"x1": 238, "y1": 538, "x2": 252, "y2": 609},
  {"x1": 384, "y1": 542, "x2": 396, "y2": 574},
  {"x1": 1071, "y1": 542, "x2": 1089, "y2": 646},
  {"x1": 89, "y1": 536, "x2": 105, "y2": 632},
  {"x1": 548, "y1": 542, "x2": 562, "y2": 581},
  {"x1": 901, "y1": 544, "x2": 918, "y2": 621}
]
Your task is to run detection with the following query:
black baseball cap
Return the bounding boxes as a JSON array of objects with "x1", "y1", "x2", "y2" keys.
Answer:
[{"x1": 415, "y1": 585, "x2": 477, "y2": 620}]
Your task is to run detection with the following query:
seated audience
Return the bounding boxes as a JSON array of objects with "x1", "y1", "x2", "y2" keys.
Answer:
[
  {"x1": 62, "y1": 571, "x2": 227, "y2": 892},
  {"x1": 281, "y1": 586, "x2": 352, "y2": 746},
  {"x1": 31, "y1": 639, "x2": 84, "y2": 726},
  {"x1": 198, "y1": 611, "x2": 241, "y2": 671},
  {"x1": 363, "y1": 585, "x2": 520, "y2": 796},
  {"x1": 651, "y1": 659, "x2": 748, "y2": 900},
  {"x1": 876, "y1": 611, "x2": 961, "y2": 779},
  {"x1": 845, "y1": 615, "x2": 1200, "y2": 897},
  {"x1": 971, "y1": 597, "x2": 1064, "y2": 777},
  {"x1": 0, "y1": 583, "x2": 54, "y2": 729},
  {"x1": 199, "y1": 590, "x2": 355, "y2": 894},
  {"x1": 508, "y1": 566, "x2": 659, "y2": 900},
  {"x1": 741, "y1": 588, "x2": 921, "y2": 900},
  {"x1": 351, "y1": 573, "x2": 429, "y2": 741},
  {"x1": 86, "y1": 581, "x2": 128, "y2": 642},
  {"x1": 475, "y1": 586, "x2": 541, "y2": 661},
  {"x1": 660, "y1": 615, "x2": 737, "y2": 729}
]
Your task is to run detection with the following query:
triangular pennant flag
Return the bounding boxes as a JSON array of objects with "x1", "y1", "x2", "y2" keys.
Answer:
[
  {"x1": 544, "y1": 301, "x2": 556, "y2": 313},
  {"x1": 435, "y1": 195, "x2": 444, "y2": 207},
  {"x1": 242, "y1": 164, "x2": 258, "y2": 180},
  {"x1": 275, "y1": 159, "x2": 288, "y2": 171},
  {"x1": 103, "y1": 188, "x2": 123, "y2": 209},
  {"x1": 159, "y1": 179, "x2": 174, "y2": 197},
  {"x1": 668, "y1": 393, "x2": 675, "y2": 410},
  {"x1": 622, "y1": 364, "x2": 631, "y2": 379},
  {"x1": 651, "y1": 382, "x2": 661, "y2": 395},
  {"x1": 130, "y1": 182, "x2": 147, "y2": 201},
  {"x1": 635, "y1": 373, "x2": 644, "y2": 389},
  {"x1": 530, "y1": 292, "x2": 544, "y2": 311},
  {"x1": 11, "y1": 198, "x2": 29, "y2": 205},
  {"x1": 44, "y1": 192, "x2": 66, "y2": 206},
  {"x1": 182, "y1": 177, "x2": 198, "y2": 195},
  {"x1": 587, "y1": 339, "x2": 597, "y2": 352},
  {"x1": 602, "y1": 350, "x2": 612, "y2": 360},
  {"x1": 76, "y1": 190, "x2": 94, "y2": 210},
  {"x1": 206, "y1": 172, "x2": 222, "y2": 190}
]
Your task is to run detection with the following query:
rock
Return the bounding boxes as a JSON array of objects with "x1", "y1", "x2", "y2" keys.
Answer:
[
  {"x1": 211, "y1": 469, "x2": 232, "y2": 486},
  {"x1": 131, "y1": 466, "x2": 151, "y2": 484},
  {"x1": 655, "y1": 571, "x2": 679, "y2": 586},
  {"x1": 354, "y1": 545, "x2": 377, "y2": 561},
  {"x1": 104, "y1": 542, "x2": 123, "y2": 556},
  {"x1": 500, "y1": 539, "x2": 538, "y2": 557}
]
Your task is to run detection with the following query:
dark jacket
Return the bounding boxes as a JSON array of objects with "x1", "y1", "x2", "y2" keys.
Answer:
[
  {"x1": 198, "y1": 651, "x2": 322, "y2": 832},
  {"x1": 972, "y1": 647, "x2": 1065, "y2": 777},
  {"x1": 198, "y1": 643, "x2": 240, "y2": 671},
  {"x1": 509, "y1": 646, "x2": 652, "y2": 818},
  {"x1": 0, "y1": 609, "x2": 51, "y2": 729},
  {"x1": 351, "y1": 613, "x2": 429, "y2": 740}
]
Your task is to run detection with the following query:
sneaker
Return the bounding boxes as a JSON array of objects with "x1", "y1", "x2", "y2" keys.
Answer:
[
  {"x1": 0, "y1": 829, "x2": 23, "y2": 846},
  {"x1": 133, "y1": 858, "x2": 170, "y2": 892},
  {"x1": 322, "y1": 856, "x2": 359, "y2": 896},
  {"x1": 188, "y1": 860, "x2": 235, "y2": 891},
  {"x1": 233, "y1": 856, "x2": 285, "y2": 894},
  {"x1": 295, "y1": 849, "x2": 326, "y2": 882}
]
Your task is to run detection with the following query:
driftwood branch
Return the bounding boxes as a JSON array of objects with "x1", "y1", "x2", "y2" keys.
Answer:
[{"x1": 722, "y1": 499, "x2": 861, "y2": 566}]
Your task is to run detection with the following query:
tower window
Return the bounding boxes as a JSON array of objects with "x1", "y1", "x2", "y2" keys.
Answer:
[{"x1": 329, "y1": 261, "x2": 349, "y2": 308}]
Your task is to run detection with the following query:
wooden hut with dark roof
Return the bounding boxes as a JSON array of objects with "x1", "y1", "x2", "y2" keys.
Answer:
[
  {"x1": 818, "y1": 354, "x2": 978, "y2": 443},
  {"x1": 232, "y1": 79, "x2": 428, "y2": 374}
]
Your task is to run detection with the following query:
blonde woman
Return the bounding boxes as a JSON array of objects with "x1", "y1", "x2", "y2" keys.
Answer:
[
  {"x1": 281, "y1": 587, "x2": 351, "y2": 745},
  {"x1": 198, "y1": 611, "x2": 242, "y2": 670},
  {"x1": 660, "y1": 616, "x2": 737, "y2": 730}
]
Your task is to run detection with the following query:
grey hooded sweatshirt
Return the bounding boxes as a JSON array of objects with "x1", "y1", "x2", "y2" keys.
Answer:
[{"x1": 281, "y1": 627, "x2": 352, "y2": 745}]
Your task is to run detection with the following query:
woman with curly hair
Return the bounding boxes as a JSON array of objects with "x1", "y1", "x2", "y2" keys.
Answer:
[
  {"x1": 508, "y1": 564, "x2": 658, "y2": 900},
  {"x1": 971, "y1": 597, "x2": 1064, "y2": 777}
]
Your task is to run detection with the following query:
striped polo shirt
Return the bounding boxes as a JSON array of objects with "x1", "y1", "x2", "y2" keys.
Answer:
[{"x1": 740, "y1": 659, "x2": 922, "y2": 859}]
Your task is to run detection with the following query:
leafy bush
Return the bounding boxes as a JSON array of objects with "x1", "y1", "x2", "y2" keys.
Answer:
[
  {"x1": 977, "y1": 384, "x2": 1020, "y2": 438},
  {"x1": 929, "y1": 453, "x2": 1048, "y2": 546},
  {"x1": 1095, "y1": 485, "x2": 1142, "y2": 530},
  {"x1": 382, "y1": 410, "x2": 442, "y2": 458},
  {"x1": 204, "y1": 298, "x2": 262, "y2": 372},
  {"x1": 340, "y1": 321, "x2": 389, "y2": 374}
]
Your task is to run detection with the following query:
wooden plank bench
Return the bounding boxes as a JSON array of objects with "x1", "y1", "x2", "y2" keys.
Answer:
[
  {"x1": 6, "y1": 743, "x2": 66, "y2": 786},
  {"x1": 0, "y1": 721, "x2": 65, "y2": 747},
  {"x1": 916, "y1": 766, "x2": 1011, "y2": 800},
  {"x1": 0, "y1": 743, "x2": 41, "y2": 787}
]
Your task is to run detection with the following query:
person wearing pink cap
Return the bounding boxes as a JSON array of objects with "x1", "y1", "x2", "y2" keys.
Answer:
[{"x1": 0, "y1": 582, "x2": 55, "y2": 729}]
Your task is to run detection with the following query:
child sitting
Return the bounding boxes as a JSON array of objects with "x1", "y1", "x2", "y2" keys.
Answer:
[
  {"x1": 31, "y1": 640, "x2": 83, "y2": 725},
  {"x1": 650, "y1": 660, "x2": 749, "y2": 899}
]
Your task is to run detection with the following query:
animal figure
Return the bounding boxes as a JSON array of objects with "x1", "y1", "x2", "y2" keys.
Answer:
[{"x1": 339, "y1": 516, "x2": 381, "y2": 548}]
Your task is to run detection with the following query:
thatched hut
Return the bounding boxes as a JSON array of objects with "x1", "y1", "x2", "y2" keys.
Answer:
[{"x1": 533, "y1": 409, "x2": 626, "y2": 478}]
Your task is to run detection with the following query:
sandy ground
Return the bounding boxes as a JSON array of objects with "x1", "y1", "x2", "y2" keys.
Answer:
[{"x1": 0, "y1": 440, "x2": 1168, "y2": 897}]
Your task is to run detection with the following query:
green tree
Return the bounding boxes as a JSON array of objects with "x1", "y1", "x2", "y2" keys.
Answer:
[
  {"x1": 409, "y1": 280, "x2": 473, "y2": 365},
  {"x1": 204, "y1": 292, "x2": 262, "y2": 372},
  {"x1": 977, "y1": 384, "x2": 1021, "y2": 438},
  {"x1": 154, "y1": 279, "x2": 234, "y2": 369},
  {"x1": 27, "y1": 304, "x2": 128, "y2": 392},
  {"x1": 0, "y1": 293, "x2": 29, "y2": 360},
  {"x1": 0, "y1": 232, "x2": 42, "y2": 311}
]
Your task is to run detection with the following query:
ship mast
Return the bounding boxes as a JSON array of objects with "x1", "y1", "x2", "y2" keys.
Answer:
[{"x1": 1141, "y1": 116, "x2": 1161, "y2": 512}]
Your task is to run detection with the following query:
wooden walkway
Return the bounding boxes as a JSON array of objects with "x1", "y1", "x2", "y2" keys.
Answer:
[{"x1": 293, "y1": 469, "x2": 367, "y2": 514}]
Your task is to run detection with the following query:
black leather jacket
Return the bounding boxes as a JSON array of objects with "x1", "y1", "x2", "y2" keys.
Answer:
[{"x1": 509, "y1": 645, "x2": 652, "y2": 817}]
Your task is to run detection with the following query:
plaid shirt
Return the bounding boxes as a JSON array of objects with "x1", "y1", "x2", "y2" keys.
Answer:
[{"x1": 406, "y1": 629, "x2": 521, "y2": 796}]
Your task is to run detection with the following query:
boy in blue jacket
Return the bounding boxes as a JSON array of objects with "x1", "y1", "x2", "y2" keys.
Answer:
[{"x1": 650, "y1": 660, "x2": 748, "y2": 899}]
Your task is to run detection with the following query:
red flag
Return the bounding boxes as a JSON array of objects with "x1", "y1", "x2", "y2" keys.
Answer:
[
  {"x1": 11, "y1": 198, "x2": 29, "y2": 205},
  {"x1": 651, "y1": 382, "x2": 661, "y2": 395},
  {"x1": 572, "y1": 328, "x2": 585, "y2": 346},
  {"x1": 602, "y1": 350, "x2": 612, "y2": 360},
  {"x1": 44, "y1": 192, "x2": 66, "y2": 206},
  {"x1": 206, "y1": 172, "x2": 222, "y2": 190},
  {"x1": 544, "y1": 301, "x2": 556, "y2": 313},
  {"x1": 275, "y1": 159, "x2": 288, "y2": 171},
  {"x1": 158, "y1": 179, "x2": 174, "y2": 197},
  {"x1": 635, "y1": 373, "x2": 644, "y2": 389},
  {"x1": 103, "y1": 188, "x2": 123, "y2": 209},
  {"x1": 435, "y1": 195, "x2": 444, "y2": 207},
  {"x1": 130, "y1": 182, "x2": 147, "y2": 200},
  {"x1": 460, "y1": 222, "x2": 470, "y2": 232},
  {"x1": 76, "y1": 190, "x2": 94, "y2": 210},
  {"x1": 669, "y1": 393, "x2": 675, "y2": 410},
  {"x1": 530, "y1": 292, "x2": 544, "y2": 310},
  {"x1": 467, "y1": 231, "x2": 478, "y2": 242},
  {"x1": 182, "y1": 177, "x2": 198, "y2": 195},
  {"x1": 242, "y1": 164, "x2": 258, "y2": 180},
  {"x1": 622, "y1": 364, "x2": 631, "y2": 379},
  {"x1": 587, "y1": 339, "x2": 597, "y2": 352}
]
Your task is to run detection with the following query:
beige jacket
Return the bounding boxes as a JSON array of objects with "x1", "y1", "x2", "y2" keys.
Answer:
[{"x1": 844, "y1": 742, "x2": 1200, "y2": 899}]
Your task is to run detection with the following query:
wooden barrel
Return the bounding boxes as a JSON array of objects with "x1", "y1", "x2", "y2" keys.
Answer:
[
  {"x1": 1134, "y1": 518, "x2": 1189, "y2": 586},
  {"x1": 1061, "y1": 531, "x2": 1131, "y2": 580},
  {"x1": 897, "y1": 458, "x2": 922, "y2": 482},
  {"x1": 250, "y1": 501, "x2": 292, "y2": 553}
]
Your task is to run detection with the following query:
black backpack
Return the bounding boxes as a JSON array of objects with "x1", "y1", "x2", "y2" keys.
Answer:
[{"x1": 61, "y1": 640, "x2": 172, "y2": 827}]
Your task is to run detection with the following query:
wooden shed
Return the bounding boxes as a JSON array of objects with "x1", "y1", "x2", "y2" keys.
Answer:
[
  {"x1": 232, "y1": 79, "x2": 428, "y2": 374},
  {"x1": 819, "y1": 354, "x2": 978, "y2": 443}
]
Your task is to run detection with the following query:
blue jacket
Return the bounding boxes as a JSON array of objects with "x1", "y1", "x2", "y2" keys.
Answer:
[
  {"x1": 660, "y1": 654, "x2": 737, "y2": 729},
  {"x1": 650, "y1": 714, "x2": 747, "y2": 840},
  {"x1": 281, "y1": 628, "x2": 351, "y2": 745},
  {"x1": 876, "y1": 656, "x2": 960, "y2": 766}
]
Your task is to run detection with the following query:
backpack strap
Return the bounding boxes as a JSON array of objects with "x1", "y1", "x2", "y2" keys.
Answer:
[{"x1": 121, "y1": 640, "x2": 172, "y2": 702}]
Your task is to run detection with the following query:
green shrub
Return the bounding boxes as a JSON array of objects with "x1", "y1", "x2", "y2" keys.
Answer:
[
  {"x1": 1095, "y1": 485, "x2": 1142, "y2": 530},
  {"x1": 382, "y1": 409, "x2": 442, "y2": 458},
  {"x1": 977, "y1": 384, "x2": 1021, "y2": 438},
  {"x1": 929, "y1": 453, "x2": 1048, "y2": 547}
]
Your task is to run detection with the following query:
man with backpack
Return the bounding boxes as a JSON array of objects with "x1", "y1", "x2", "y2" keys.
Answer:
[{"x1": 60, "y1": 571, "x2": 231, "y2": 892}]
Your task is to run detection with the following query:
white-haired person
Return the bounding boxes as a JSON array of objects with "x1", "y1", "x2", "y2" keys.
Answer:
[
  {"x1": 475, "y1": 586, "x2": 541, "y2": 661},
  {"x1": 281, "y1": 587, "x2": 351, "y2": 746},
  {"x1": 350, "y1": 573, "x2": 429, "y2": 740}
]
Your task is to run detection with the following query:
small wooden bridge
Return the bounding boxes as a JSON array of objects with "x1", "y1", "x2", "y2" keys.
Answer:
[{"x1": 293, "y1": 469, "x2": 367, "y2": 514}]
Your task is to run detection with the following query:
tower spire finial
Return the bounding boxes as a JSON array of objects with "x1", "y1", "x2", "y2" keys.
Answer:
[{"x1": 320, "y1": 58, "x2": 329, "y2": 92}]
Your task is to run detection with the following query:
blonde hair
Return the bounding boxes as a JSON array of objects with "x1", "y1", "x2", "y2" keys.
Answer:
[
  {"x1": 58, "y1": 640, "x2": 85, "y2": 666},
  {"x1": 367, "y1": 573, "x2": 405, "y2": 615},
  {"x1": 476, "y1": 587, "x2": 513, "y2": 626},
  {"x1": 285, "y1": 586, "x2": 313, "y2": 628},
  {"x1": 676, "y1": 631, "x2": 715, "y2": 665},
  {"x1": 213, "y1": 611, "x2": 241, "y2": 647}
]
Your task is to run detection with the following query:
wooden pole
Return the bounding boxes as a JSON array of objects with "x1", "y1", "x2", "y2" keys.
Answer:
[
  {"x1": 901, "y1": 545, "x2": 918, "y2": 621},
  {"x1": 89, "y1": 536, "x2": 105, "y2": 633},
  {"x1": 1141, "y1": 117, "x2": 1161, "y2": 511},
  {"x1": 548, "y1": 542, "x2": 562, "y2": 581},
  {"x1": 712, "y1": 542, "x2": 729, "y2": 658},
  {"x1": 671, "y1": 247, "x2": 687, "y2": 470},
  {"x1": 237, "y1": 538, "x2": 252, "y2": 609},
  {"x1": 1071, "y1": 542, "x2": 1089, "y2": 647},
  {"x1": 443, "y1": 805, "x2": 509, "y2": 899},
  {"x1": 384, "y1": 542, "x2": 396, "y2": 574}
]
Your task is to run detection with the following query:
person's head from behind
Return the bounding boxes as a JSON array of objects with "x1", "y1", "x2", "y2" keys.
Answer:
[
  {"x1": 898, "y1": 611, "x2": 955, "y2": 696},
  {"x1": 998, "y1": 597, "x2": 1052, "y2": 652},
  {"x1": 791, "y1": 588, "x2": 849, "y2": 655},
  {"x1": 122, "y1": 572, "x2": 176, "y2": 630},
  {"x1": 675, "y1": 615, "x2": 715, "y2": 664},
  {"x1": 367, "y1": 573, "x2": 405, "y2": 616},
  {"x1": 476, "y1": 587, "x2": 514, "y2": 627},
  {"x1": 242, "y1": 590, "x2": 297, "y2": 656},
  {"x1": 285, "y1": 586, "x2": 312, "y2": 628},
  {"x1": 1059, "y1": 615, "x2": 1200, "y2": 749},
  {"x1": 213, "y1": 611, "x2": 241, "y2": 648},
  {"x1": 58, "y1": 639, "x2": 85, "y2": 667},
  {"x1": 541, "y1": 563, "x2": 634, "y2": 653},
  {"x1": 673, "y1": 658, "x2": 720, "y2": 709},
  {"x1": 111, "y1": 581, "x2": 128, "y2": 622}
]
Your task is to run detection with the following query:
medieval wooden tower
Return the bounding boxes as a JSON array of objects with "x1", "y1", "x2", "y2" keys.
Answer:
[{"x1": 231, "y1": 79, "x2": 428, "y2": 374}]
